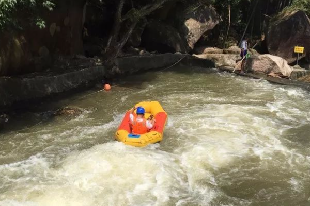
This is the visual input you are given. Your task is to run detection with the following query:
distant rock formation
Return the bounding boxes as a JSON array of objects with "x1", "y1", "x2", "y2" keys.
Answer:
[
  {"x1": 267, "y1": 10, "x2": 310, "y2": 63},
  {"x1": 141, "y1": 2, "x2": 220, "y2": 53},
  {"x1": 141, "y1": 20, "x2": 188, "y2": 53},
  {"x1": 177, "y1": 5, "x2": 220, "y2": 49}
]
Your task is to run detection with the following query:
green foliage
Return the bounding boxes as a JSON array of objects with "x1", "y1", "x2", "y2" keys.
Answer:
[
  {"x1": 271, "y1": 0, "x2": 310, "y2": 24},
  {"x1": 290, "y1": 0, "x2": 310, "y2": 16},
  {"x1": 0, "y1": 0, "x2": 55, "y2": 32}
]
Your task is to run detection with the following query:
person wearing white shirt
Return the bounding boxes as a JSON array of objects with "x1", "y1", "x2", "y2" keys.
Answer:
[
  {"x1": 240, "y1": 38, "x2": 248, "y2": 58},
  {"x1": 129, "y1": 107, "x2": 154, "y2": 134}
]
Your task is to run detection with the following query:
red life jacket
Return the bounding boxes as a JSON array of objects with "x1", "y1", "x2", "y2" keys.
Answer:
[{"x1": 132, "y1": 115, "x2": 148, "y2": 134}]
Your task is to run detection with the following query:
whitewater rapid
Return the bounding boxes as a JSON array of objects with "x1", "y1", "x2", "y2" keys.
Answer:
[{"x1": 1, "y1": 67, "x2": 310, "y2": 206}]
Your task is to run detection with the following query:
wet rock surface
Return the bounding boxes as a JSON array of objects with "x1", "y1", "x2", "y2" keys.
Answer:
[
  {"x1": 54, "y1": 107, "x2": 83, "y2": 116},
  {"x1": 0, "y1": 63, "x2": 106, "y2": 109}
]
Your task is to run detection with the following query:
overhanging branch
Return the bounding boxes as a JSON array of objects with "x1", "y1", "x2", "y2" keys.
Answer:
[{"x1": 122, "y1": 0, "x2": 172, "y2": 22}]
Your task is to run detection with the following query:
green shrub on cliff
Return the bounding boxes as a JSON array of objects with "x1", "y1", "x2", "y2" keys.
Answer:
[
  {"x1": 0, "y1": 0, "x2": 54, "y2": 32},
  {"x1": 291, "y1": 0, "x2": 310, "y2": 16}
]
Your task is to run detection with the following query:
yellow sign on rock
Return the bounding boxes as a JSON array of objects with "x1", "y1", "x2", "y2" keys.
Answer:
[{"x1": 294, "y1": 46, "x2": 304, "y2": 54}]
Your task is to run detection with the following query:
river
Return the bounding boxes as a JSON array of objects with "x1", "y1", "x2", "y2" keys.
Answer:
[{"x1": 0, "y1": 66, "x2": 310, "y2": 206}]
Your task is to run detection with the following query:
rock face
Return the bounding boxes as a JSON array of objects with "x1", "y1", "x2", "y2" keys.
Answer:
[
  {"x1": 267, "y1": 10, "x2": 310, "y2": 63},
  {"x1": 194, "y1": 54, "x2": 240, "y2": 68},
  {"x1": 0, "y1": 34, "x2": 33, "y2": 76},
  {"x1": 141, "y1": 21, "x2": 188, "y2": 53},
  {"x1": 223, "y1": 46, "x2": 240, "y2": 55},
  {"x1": 116, "y1": 54, "x2": 214, "y2": 74},
  {"x1": 0, "y1": 0, "x2": 86, "y2": 76},
  {"x1": 177, "y1": 5, "x2": 220, "y2": 49},
  {"x1": 0, "y1": 114, "x2": 9, "y2": 127},
  {"x1": 0, "y1": 64, "x2": 105, "y2": 109},
  {"x1": 244, "y1": 55, "x2": 293, "y2": 77},
  {"x1": 140, "y1": 3, "x2": 220, "y2": 53},
  {"x1": 193, "y1": 47, "x2": 223, "y2": 54}
]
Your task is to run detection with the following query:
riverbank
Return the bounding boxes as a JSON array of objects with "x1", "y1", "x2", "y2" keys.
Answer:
[
  {"x1": 193, "y1": 49, "x2": 310, "y2": 91},
  {"x1": 2, "y1": 52, "x2": 310, "y2": 129},
  {"x1": 1, "y1": 66, "x2": 310, "y2": 205},
  {"x1": 0, "y1": 54, "x2": 214, "y2": 112},
  {"x1": 217, "y1": 65, "x2": 310, "y2": 92}
]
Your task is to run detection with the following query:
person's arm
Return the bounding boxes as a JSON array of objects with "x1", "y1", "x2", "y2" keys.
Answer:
[
  {"x1": 129, "y1": 107, "x2": 136, "y2": 123},
  {"x1": 131, "y1": 107, "x2": 136, "y2": 114},
  {"x1": 146, "y1": 115, "x2": 155, "y2": 129},
  {"x1": 146, "y1": 120, "x2": 154, "y2": 129}
]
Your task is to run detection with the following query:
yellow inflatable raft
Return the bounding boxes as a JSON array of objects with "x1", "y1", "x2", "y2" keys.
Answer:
[{"x1": 115, "y1": 101, "x2": 167, "y2": 147}]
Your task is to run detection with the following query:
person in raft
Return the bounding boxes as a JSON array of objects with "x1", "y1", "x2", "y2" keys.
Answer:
[{"x1": 130, "y1": 107, "x2": 155, "y2": 134}]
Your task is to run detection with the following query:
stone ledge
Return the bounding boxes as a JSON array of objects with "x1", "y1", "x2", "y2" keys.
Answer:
[
  {"x1": 290, "y1": 68, "x2": 310, "y2": 80},
  {"x1": 0, "y1": 54, "x2": 215, "y2": 111},
  {"x1": 218, "y1": 66, "x2": 310, "y2": 92},
  {"x1": 0, "y1": 66, "x2": 106, "y2": 109}
]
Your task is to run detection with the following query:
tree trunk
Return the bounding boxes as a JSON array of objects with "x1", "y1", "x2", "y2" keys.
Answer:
[
  {"x1": 103, "y1": 0, "x2": 173, "y2": 73},
  {"x1": 224, "y1": 4, "x2": 231, "y2": 48},
  {"x1": 105, "y1": 0, "x2": 125, "y2": 50},
  {"x1": 69, "y1": 0, "x2": 86, "y2": 56},
  {"x1": 240, "y1": 0, "x2": 259, "y2": 43}
]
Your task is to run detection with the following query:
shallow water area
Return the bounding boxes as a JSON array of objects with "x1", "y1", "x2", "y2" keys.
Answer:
[{"x1": 1, "y1": 66, "x2": 310, "y2": 206}]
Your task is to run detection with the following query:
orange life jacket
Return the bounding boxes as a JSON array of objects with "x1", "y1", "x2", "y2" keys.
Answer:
[{"x1": 132, "y1": 115, "x2": 148, "y2": 134}]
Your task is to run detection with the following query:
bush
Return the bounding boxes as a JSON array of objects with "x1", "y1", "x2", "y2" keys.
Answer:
[
  {"x1": 0, "y1": 0, "x2": 54, "y2": 32},
  {"x1": 289, "y1": 0, "x2": 310, "y2": 16}
]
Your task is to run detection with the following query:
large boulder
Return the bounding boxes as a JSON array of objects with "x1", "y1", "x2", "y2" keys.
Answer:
[
  {"x1": 141, "y1": 21, "x2": 188, "y2": 53},
  {"x1": 223, "y1": 46, "x2": 240, "y2": 55},
  {"x1": 267, "y1": 10, "x2": 310, "y2": 63},
  {"x1": 193, "y1": 47, "x2": 223, "y2": 54},
  {"x1": 176, "y1": 5, "x2": 220, "y2": 49},
  {"x1": 193, "y1": 54, "x2": 240, "y2": 68},
  {"x1": 244, "y1": 55, "x2": 293, "y2": 77}
]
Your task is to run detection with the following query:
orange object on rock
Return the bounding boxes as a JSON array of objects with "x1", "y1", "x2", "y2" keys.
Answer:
[{"x1": 104, "y1": 84, "x2": 111, "y2": 91}]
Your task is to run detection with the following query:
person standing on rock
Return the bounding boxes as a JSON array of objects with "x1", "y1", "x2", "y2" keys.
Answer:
[{"x1": 240, "y1": 38, "x2": 248, "y2": 59}]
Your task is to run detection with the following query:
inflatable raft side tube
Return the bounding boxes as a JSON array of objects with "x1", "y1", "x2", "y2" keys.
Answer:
[
  {"x1": 152, "y1": 112, "x2": 167, "y2": 133},
  {"x1": 117, "y1": 111, "x2": 131, "y2": 133}
]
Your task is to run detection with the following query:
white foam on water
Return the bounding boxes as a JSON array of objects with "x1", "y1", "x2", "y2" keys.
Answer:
[
  {"x1": 1, "y1": 71, "x2": 310, "y2": 205},
  {"x1": 121, "y1": 95, "x2": 128, "y2": 102},
  {"x1": 0, "y1": 143, "x2": 191, "y2": 206}
]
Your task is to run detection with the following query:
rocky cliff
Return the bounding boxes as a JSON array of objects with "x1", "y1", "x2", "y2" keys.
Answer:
[{"x1": 267, "y1": 10, "x2": 310, "y2": 63}]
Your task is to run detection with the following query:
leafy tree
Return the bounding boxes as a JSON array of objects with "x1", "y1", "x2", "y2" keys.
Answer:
[{"x1": 0, "y1": 0, "x2": 54, "y2": 32}]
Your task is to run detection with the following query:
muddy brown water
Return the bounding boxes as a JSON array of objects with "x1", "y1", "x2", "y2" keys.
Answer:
[{"x1": 0, "y1": 66, "x2": 310, "y2": 206}]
